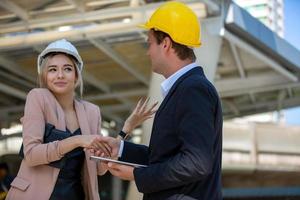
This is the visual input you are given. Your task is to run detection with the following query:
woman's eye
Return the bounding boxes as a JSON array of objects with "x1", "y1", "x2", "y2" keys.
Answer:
[
  {"x1": 48, "y1": 68, "x2": 56, "y2": 72},
  {"x1": 65, "y1": 67, "x2": 73, "y2": 71}
]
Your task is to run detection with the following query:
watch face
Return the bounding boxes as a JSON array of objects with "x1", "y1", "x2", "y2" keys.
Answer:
[{"x1": 119, "y1": 130, "x2": 127, "y2": 138}]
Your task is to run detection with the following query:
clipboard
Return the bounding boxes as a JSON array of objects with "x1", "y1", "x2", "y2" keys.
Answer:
[{"x1": 90, "y1": 155, "x2": 147, "y2": 168}]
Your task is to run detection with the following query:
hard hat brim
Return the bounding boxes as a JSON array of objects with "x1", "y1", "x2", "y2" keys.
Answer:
[{"x1": 138, "y1": 23, "x2": 151, "y2": 30}]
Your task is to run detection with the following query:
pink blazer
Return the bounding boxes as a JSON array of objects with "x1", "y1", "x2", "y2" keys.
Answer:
[{"x1": 6, "y1": 88, "x2": 105, "y2": 200}]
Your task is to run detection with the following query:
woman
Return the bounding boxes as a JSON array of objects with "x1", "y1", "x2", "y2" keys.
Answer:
[{"x1": 6, "y1": 39, "x2": 156, "y2": 200}]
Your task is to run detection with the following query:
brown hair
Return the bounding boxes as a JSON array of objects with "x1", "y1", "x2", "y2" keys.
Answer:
[
  {"x1": 38, "y1": 52, "x2": 83, "y2": 97},
  {"x1": 152, "y1": 29, "x2": 196, "y2": 61}
]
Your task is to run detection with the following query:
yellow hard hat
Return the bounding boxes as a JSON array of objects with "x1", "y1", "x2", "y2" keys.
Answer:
[{"x1": 140, "y1": 1, "x2": 201, "y2": 47}]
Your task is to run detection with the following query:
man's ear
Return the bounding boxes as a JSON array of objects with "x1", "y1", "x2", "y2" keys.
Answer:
[{"x1": 163, "y1": 37, "x2": 172, "y2": 50}]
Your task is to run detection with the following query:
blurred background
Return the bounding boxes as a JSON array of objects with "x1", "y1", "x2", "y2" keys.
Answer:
[{"x1": 0, "y1": 0, "x2": 299, "y2": 199}]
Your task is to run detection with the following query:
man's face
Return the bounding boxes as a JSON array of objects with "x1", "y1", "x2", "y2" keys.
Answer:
[{"x1": 146, "y1": 31, "x2": 164, "y2": 74}]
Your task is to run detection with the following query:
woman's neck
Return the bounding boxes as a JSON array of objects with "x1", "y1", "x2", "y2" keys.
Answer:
[{"x1": 55, "y1": 92, "x2": 75, "y2": 111}]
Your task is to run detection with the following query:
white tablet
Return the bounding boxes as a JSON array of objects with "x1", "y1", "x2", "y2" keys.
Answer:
[{"x1": 90, "y1": 155, "x2": 147, "y2": 168}]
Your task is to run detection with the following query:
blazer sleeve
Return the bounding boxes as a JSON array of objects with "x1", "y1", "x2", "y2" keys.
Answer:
[
  {"x1": 119, "y1": 141, "x2": 149, "y2": 165},
  {"x1": 22, "y1": 89, "x2": 64, "y2": 167},
  {"x1": 133, "y1": 82, "x2": 217, "y2": 193}
]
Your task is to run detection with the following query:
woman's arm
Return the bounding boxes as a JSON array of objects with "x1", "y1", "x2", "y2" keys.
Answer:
[
  {"x1": 22, "y1": 89, "x2": 63, "y2": 166},
  {"x1": 23, "y1": 89, "x2": 107, "y2": 167}
]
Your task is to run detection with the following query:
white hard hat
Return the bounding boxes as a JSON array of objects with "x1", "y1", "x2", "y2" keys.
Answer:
[{"x1": 37, "y1": 39, "x2": 83, "y2": 74}]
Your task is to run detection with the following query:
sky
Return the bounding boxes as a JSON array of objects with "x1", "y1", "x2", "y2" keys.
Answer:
[{"x1": 283, "y1": 0, "x2": 300, "y2": 125}]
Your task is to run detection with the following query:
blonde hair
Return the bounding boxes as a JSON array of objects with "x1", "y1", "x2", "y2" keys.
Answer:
[{"x1": 38, "y1": 52, "x2": 83, "y2": 97}]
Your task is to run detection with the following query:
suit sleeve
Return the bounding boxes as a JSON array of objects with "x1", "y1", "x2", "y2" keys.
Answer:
[
  {"x1": 133, "y1": 83, "x2": 217, "y2": 193},
  {"x1": 119, "y1": 141, "x2": 149, "y2": 165},
  {"x1": 22, "y1": 89, "x2": 64, "y2": 167}
]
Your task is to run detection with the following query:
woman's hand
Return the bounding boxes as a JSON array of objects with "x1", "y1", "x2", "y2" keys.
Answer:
[
  {"x1": 87, "y1": 136, "x2": 121, "y2": 158},
  {"x1": 81, "y1": 135, "x2": 112, "y2": 157},
  {"x1": 122, "y1": 98, "x2": 158, "y2": 135}
]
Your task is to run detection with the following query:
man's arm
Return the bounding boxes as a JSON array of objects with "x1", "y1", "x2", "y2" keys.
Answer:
[
  {"x1": 134, "y1": 82, "x2": 217, "y2": 193},
  {"x1": 119, "y1": 141, "x2": 149, "y2": 165}
]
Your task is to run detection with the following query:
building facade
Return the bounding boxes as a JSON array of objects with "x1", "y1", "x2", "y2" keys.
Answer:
[{"x1": 234, "y1": 0, "x2": 284, "y2": 37}]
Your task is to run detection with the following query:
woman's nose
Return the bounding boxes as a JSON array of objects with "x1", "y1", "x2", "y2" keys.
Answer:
[{"x1": 57, "y1": 68, "x2": 64, "y2": 78}]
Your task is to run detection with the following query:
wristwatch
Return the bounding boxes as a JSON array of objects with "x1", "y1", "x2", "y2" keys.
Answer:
[{"x1": 118, "y1": 130, "x2": 128, "y2": 139}]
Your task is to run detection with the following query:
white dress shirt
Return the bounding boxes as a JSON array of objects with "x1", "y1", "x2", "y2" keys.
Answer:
[{"x1": 161, "y1": 62, "x2": 198, "y2": 98}]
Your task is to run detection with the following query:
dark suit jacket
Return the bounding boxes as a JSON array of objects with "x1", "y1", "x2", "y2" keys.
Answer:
[{"x1": 120, "y1": 67, "x2": 223, "y2": 200}]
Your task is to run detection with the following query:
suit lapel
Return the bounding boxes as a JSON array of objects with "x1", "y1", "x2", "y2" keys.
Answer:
[{"x1": 155, "y1": 67, "x2": 203, "y2": 118}]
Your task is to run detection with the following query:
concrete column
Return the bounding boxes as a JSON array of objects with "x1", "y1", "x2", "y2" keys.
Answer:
[
  {"x1": 112, "y1": 176, "x2": 122, "y2": 200},
  {"x1": 126, "y1": 73, "x2": 165, "y2": 200},
  {"x1": 141, "y1": 73, "x2": 165, "y2": 143},
  {"x1": 250, "y1": 123, "x2": 258, "y2": 165},
  {"x1": 194, "y1": 17, "x2": 223, "y2": 83}
]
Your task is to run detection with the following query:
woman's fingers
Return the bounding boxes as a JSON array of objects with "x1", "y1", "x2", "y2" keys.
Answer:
[
  {"x1": 146, "y1": 101, "x2": 158, "y2": 114},
  {"x1": 136, "y1": 97, "x2": 145, "y2": 112},
  {"x1": 140, "y1": 97, "x2": 150, "y2": 113},
  {"x1": 91, "y1": 139, "x2": 112, "y2": 157}
]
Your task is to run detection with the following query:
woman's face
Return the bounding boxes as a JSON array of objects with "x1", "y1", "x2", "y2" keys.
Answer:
[{"x1": 44, "y1": 54, "x2": 77, "y2": 96}]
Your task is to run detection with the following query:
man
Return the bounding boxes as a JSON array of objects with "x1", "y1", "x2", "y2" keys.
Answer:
[{"x1": 105, "y1": 2, "x2": 223, "y2": 199}]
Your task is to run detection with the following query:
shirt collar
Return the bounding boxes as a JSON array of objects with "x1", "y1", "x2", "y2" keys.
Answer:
[{"x1": 161, "y1": 62, "x2": 198, "y2": 98}]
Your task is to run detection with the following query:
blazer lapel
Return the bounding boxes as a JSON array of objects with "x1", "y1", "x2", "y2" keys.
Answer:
[
  {"x1": 155, "y1": 67, "x2": 204, "y2": 118},
  {"x1": 74, "y1": 100, "x2": 91, "y2": 135},
  {"x1": 74, "y1": 99, "x2": 97, "y2": 196},
  {"x1": 44, "y1": 89, "x2": 66, "y2": 130}
]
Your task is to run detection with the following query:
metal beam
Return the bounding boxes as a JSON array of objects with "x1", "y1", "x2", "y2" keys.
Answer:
[
  {"x1": 223, "y1": 99, "x2": 240, "y2": 115},
  {"x1": 85, "y1": 88, "x2": 147, "y2": 101},
  {"x1": 82, "y1": 72, "x2": 111, "y2": 93},
  {"x1": 220, "y1": 80, "x2": 300, "y2": 98},
  {"x1": 226, "y1": 95, "x2": 300, "y2": 119},
  {"x1": 0, "y1": 21, "x2": 139, "y2": 50},
  {"x1": 0, "y1": 1, "x2": 207, "y2": 34},
  {"x1": 0, "y1": 14, "x2": 214, "y2": 50},
  {"x1": 0, "y1": 71, "x2": 35, "y2": 89},
  {"x1": 65, "y1": 0, "x2": 85, "y2": 13},
  {"x1": 0, "y1": 0, "x2": 29, "y2": 21},
  {"x1": 0, "y1": 82, "x2": 27, "y2": 100},
  {"x1": 83, "y1": 72, "x2": 133, "y2": 106},
  {"x1": 287, "y1": 88, "x2": 293, "y2": 98},
  {"x1": 101, "y1": 104, "x2": 132, "y2": 113},
  {"x1": 221, "y1": 29, "x2": 298, "y2": 82},
  {"x1": 229, "y1": 42, "x2": 245, "y2": 78},
  {"x1": 0, "y1": 56, "x2": 36, "y2": 83},
  {"x1": 249, "y1": 93, "x2": 256, "y2": 104},
  {"x1": 277, "y1": 90, "x2": 286, "y2": 110},
  {"x1": 0, "y1": 0, "x2": 130, "y2": 21},
  {"x1": 88, "y1": 38, "x2": 148, "y2": 85},
  {"x1": 216, "y1": 73, "x2": 290, "y2": 97},
  {"x1": 0, "y1": 106, "x2": 24, "y2": 114}
]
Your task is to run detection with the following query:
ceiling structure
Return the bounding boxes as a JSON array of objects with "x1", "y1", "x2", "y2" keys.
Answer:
[{"x1": 0, "y1": 0, "x2": 299, "y2": 130}]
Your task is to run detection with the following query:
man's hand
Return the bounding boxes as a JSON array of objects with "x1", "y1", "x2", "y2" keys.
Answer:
[
  {"x1": 89, "y1": 136, "x2": 121, "y2": 158},
  {"x1": 107, "y1": 162, "x2": 135, "y2": 181}
]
